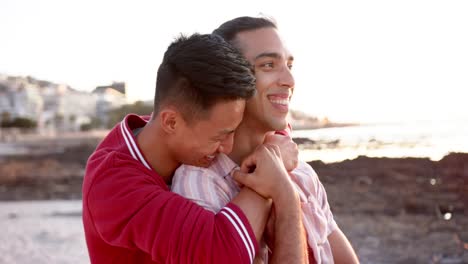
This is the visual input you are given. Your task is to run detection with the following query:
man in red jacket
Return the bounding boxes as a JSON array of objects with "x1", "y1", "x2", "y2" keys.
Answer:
[{"x1": 82, "y1": 33, "x2": 305, "y2": 263}]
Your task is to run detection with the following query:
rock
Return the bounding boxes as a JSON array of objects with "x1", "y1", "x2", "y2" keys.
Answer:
[{"x1": 292, "y1": 137, "x2": 316, "y2": 145}]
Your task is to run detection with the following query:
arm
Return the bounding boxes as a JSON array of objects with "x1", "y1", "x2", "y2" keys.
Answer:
[
  {"x1": 294, "y1": 161, "x2": 358, "y2": 263},
  {"x1": 269, "y1": 189, "x2": 308, "y2": 264},
  {"x1": 231, "y1": 188, "x2": 272, "y2": 244},
  {"x1": 85, "y1": 162, "x2": 261, "y2": 264},
  {"x1": 171, "y1": 166, "x2": 270, "y2": 263},
  {"x1": 314, "y1": 172, "x2": 358, "y2": 264},
  {"x1": 329, "y1": 228, "x2": 360, "y2": 264},
  {"x1": 233, "y1": 144, "x2": 308, "y2": 264},
  {"x1": 171, "y1": 165, "x2": 271, "y2": 244}
]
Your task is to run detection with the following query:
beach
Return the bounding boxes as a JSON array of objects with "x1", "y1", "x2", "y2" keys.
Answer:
[
  {"x1": 1, "y1": 132, "x2": 468, "y2": 263},
  {"x1": 0, "y1": 200, "x2": 87, "y2": 264}
]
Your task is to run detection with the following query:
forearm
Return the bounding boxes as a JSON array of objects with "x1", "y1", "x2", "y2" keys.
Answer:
[
  {"x1": 270, "y1": 191, "x2": 308, "y2": 264},
  {"x1": 231, "y1": 187, "x2": 272, "y2": 244},
  {"x1": 88, "y1": 170, "x2": 266, "y2": 264}
]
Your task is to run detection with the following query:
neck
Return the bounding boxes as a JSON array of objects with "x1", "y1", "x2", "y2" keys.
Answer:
[
  {"x1": 136, "y1": 120, "x2": 179, "y2": 184},
  {"x1": 228, "y1": 119, "x2": 274, "y2": 165}
]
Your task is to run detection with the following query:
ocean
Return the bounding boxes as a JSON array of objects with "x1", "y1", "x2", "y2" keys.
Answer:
[{"x1": 292, "y1": 119, "x2": 468, "y2": 163}]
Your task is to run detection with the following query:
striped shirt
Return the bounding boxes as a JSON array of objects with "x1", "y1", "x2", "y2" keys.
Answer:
[{"x1": 172, "y1": 153, "x2": 338, "y2": 263}]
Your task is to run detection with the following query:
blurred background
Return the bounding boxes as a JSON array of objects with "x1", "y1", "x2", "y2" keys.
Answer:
[{"x1": 1, "y1": 0, "x2": 467, "y2": 263}]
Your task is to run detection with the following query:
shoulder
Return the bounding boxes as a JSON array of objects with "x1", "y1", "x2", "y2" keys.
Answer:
[
  {"x1": 172, "y1": 157, "x2": 239, "y2": 200},
  {"x1": 289, "y1": 160, "x2": 325, "y2": 199},
  {"x1": 174, "y1": 164, "x2": 224, "y2": 181},
  {"x1": 174, "y1": 155, "x2": 235, "y2": 180},
  {"x1": 293, "y1": 160, "x2": 319, "y2": 180},
  {"x1": 85, "y1": 150, "x2": 165, "y2": 198}
]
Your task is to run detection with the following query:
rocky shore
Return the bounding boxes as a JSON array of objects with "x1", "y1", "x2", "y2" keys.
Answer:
[
  {"x1": 1, "y1": 140, "x2": 467, "y2": 263},
  {"x1": 310, "y1": 154, "x2": 468, "y2": 263}
]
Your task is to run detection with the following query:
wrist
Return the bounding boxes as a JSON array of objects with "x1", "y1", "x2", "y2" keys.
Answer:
[{"x1": 271, "y1": 184, "x2": 300, "y2": 212}]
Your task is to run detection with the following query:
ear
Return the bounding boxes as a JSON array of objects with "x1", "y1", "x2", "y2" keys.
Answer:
[{"x1": 159, "y1": 109, "x2": 183, "y2": 134}]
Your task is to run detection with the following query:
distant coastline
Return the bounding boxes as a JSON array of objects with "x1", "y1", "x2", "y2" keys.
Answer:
[
  {"x1": 287, "y1": 109, "x2": 359, "y2": 130},
  {"x1": 291, "y1": 121, "x2": 358, "y2": 131}
]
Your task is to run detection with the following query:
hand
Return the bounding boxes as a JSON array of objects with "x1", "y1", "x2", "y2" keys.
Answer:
[
  {"x1": 232, "y1": 144, "x2": 294, "y2": 200},
  {"x1": 264, "y1": 133, "x2": 298, "y2": 172}
]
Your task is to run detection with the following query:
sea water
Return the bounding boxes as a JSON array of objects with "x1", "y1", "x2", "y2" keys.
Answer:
[{"x1": 292, "y1": 119, "x2": 468, "y2": 163}]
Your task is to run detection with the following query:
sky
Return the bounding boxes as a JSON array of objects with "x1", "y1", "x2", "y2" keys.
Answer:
[{"x1": 1, "y1": 0, "x2": 467, "y2": 123}]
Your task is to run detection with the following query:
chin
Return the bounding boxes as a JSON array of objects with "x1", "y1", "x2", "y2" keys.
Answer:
[
  {"x1": 270, "y1": 120, "x2": 288, "y2": 131},
  {"x1": 197, "y1": 163, "x2": 211, "y2": 168}
]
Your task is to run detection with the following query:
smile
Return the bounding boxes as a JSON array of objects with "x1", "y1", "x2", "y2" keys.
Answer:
[
  {"x1": 270, "y1": 98, "x2": 289, "y2": 105},
  {"x1": 267, "y1": 94, "x2": 290, "y2": 112}
]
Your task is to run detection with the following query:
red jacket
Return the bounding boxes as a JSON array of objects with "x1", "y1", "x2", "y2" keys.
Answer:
[{"x1": 82, "y1": 114, "x2": 258, "y2": 263}]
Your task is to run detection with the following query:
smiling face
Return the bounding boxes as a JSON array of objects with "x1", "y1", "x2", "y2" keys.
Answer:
[
  {"x1": 234, "y1": 27, "x2": 295, "y2": 132},
  {"x1": 172, "y1": 99, "x2": 246, "y2": 167}
]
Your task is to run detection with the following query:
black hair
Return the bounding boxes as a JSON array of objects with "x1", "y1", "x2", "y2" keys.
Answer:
[
  {"x1": 212, "y1": 16, "x2": 277, "y2": 44},
  {"x1": 154, "y1": 33, "x2": 256, "y2": 121}
]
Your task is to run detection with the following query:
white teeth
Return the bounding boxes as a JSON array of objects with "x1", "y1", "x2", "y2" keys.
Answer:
[
  {"x1": 206, "y1": 155, "x2": 215, "y2": 159},
  {"x1": 270, "y1": 99, "x2": 289, "y2": 105}
]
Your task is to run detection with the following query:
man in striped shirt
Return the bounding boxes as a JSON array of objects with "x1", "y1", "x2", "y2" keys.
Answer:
[{"x1": 172, "y1": 17, "x2": 359, "y2": 263}]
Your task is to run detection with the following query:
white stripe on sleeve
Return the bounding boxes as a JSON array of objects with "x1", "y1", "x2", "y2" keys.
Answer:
[
  {"x1": 223, "y1": 207, "x2": 255, "y2": 257},
  {"x1": 220, "y1": 209, "x2": 254, "y2": 264}
]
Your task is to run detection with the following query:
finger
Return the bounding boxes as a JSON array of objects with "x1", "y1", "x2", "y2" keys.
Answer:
[
  {"x1": 232, "y1": 170, "x2": 252, "y2": 188},
  {"x1": 264, "y1": 134, "x2": 283, "y2": 144},
  {"x1": 262, "y1": 143, "x2": 276, "y2": 153},
  {"x1": 240, "y1": 151, "x2": 258, "y2": 173},
  {"x1": 267, "y1": 144, "x2": 281, "y2": 158}
]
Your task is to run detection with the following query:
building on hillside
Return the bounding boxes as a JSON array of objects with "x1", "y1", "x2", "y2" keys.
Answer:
[
  {"x1": 93, "y1": 82, "x2": 128, "y2": 127},
  {"x1": 40, "y1": 84, "x2": 97, "y2": 133}
]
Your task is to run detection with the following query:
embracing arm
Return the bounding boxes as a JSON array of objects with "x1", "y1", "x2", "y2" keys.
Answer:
[
  {"x1": 171, "y1": 165, "x2": 271, "y2": 245},
  {"x1": 171, "y1": 166, "x2": 271, "y2": 263},
  {"x1": 85, "y1": 164, "x2": 263, "y2": 264}
]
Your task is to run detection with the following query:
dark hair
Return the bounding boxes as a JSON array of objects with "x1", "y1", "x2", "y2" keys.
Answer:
[
  {"x1": 213, "y1": 16, "x2": 277, "y2": 44},
  {"x1": 154, "y1": 33, "x2": 256, "y2": 121}
]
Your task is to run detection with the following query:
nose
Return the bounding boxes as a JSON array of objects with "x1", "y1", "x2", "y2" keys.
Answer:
[
  {"x1": 217, "y1": 134, "x2": 234, "y2": 154},
  {"x1": 279, "y1": 64, "x2": 295, "y2": 89}
]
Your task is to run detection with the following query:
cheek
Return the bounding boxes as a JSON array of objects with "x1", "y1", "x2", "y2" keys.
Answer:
[
  {"x1": 203, "y1": 142, "x2": 219, "y2": 154},
  {"x1": 190, "y1": 139, "x2": 215, "y2": 154},
  {"x1": 255, "y1": 73, "x2": 275, "y2": 91}
]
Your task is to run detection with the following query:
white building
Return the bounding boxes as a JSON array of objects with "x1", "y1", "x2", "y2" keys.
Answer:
[
  {"x1": 1, "y1": 75, "x2": 127, "y2": 132},
  {"x1": 40, "y1": 84, "x2": 97, "y2": 132},
  {"x1": 93, "y1": 82, "x2": 128, "y2": 127}
]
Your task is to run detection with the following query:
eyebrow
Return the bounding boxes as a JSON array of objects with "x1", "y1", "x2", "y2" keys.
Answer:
[
  {"x1": 213, "y1": 129, "x2": 235, "y2": 138},
  {"x1": 254, "y1": 52, "x2": 294, "y2": 62},
  {"x1": 219, "y1": 129, "x2": 235, "y2": 135}
]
